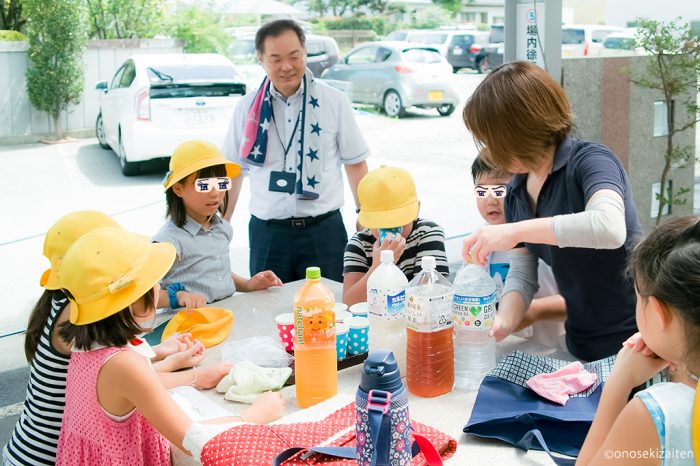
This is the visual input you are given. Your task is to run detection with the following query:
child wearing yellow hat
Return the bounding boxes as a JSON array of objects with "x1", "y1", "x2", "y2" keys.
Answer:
[
  {"x1": 54, "y1": 227, "x2": 284, "y2": 465},
  {"x1": 343, "y1": 166, "x2": 449, "y2": 305},
  {"x1": 2, "y1": 211, "x2": 225, "y2": 466},
  {"x1": 154, "y1": 140, "x2": 282, "y2": 309}
]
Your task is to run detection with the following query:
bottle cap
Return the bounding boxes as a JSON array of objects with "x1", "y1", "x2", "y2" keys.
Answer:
[
  {"x1": 306, "y1": 267, "x2": 321, "y2": 280},
  {"x1": 380, "y1": 250, "x2": 393, "y2": 263},
  {"x1": 360, "y1": 350, "x2": 403, "y2": 394},
  {"x1": 421, "y1": 255, "x2": 436, "y2": 271}
]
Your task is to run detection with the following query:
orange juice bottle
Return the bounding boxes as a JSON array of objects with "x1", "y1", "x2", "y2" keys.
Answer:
[{"x1": 293, "y1": 267, "x2": 338, "y2": 408}]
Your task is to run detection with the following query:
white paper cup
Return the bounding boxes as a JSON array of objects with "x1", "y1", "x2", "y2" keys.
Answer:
[
  {"x1": 349, "y1": 302, "x2": 369, "y2": 317},
  {"x1": 333, "y1": 303, "x2": 349, "y2": 313},
  {"x1": 334, "y1": 310, "x2": 351, "y2": 324}
]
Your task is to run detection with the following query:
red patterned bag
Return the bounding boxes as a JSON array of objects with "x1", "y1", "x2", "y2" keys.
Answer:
[{"x1": 200, "y1": 403, "x2": 457, "y2": 466}]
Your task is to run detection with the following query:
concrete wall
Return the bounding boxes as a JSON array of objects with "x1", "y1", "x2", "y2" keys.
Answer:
[
  {"x1": 563, "y1": 56, "x2": 696, "y2": 233},
  {"x1": 0, "y1": 39, "x2": 182, "y2": 144}
]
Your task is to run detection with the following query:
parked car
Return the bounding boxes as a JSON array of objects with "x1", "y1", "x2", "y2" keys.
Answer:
[
  {"x1": 601, "y1": 30, "x2": 645, "y2": 56},
  {"x1": 415, "y1": 30, "x2": 492, "y2": 73},
  {"x1": 561, "y1": 24, "x2": 625, "y2": 57},
  {"x1": 228, "y1": 33, "x2": 340, "y2": 78},
  {"x1": 483, "y1": 24, "x2": 504, "y2": 71},
  {"x1": 385, "y1": 29, "x2": 424, "y2": 42},
  {"x1": 95, "y1": 53, "x2": 246, "y2": 175},
  {"x1": 321, "y1": 41, "x2": 459, "y2": 118}
]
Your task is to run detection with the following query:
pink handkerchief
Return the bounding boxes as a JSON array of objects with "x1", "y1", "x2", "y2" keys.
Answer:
[{"x1": 526, "y1": 361, "x2": 598, "y2": 405}]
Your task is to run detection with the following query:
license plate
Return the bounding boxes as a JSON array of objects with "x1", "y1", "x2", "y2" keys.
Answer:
[
  {"x1": 428, "y1": 91, "x2": 444, "y2": 102},
  {"x1": 185, "y1": 109, "x2": 213, "y2": 125}
]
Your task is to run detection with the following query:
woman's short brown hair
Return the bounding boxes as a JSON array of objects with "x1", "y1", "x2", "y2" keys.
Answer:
[{"x1": 462, "y1": 61, "x2": 573, "y2": 171}]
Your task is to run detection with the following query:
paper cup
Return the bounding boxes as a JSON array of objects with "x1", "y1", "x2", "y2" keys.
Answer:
[
  {"x1": 349, "y1": 302, "x2": 369, "y2": 317},
  {"x1": 333, "y1": 303, "x2": 349, "y2": 313},
  {"x1": 335, "y1": 322, "x2": 349, "y2": 360},
  {"x1": 334, "y1": 310, "x2": 351, "y2": 324},
  {"x1": 347, "y1": 316, "x2": 369, "y2": 355},
  {"x1": 275, "y1": 313, "x2": 295, "y2": 351}
]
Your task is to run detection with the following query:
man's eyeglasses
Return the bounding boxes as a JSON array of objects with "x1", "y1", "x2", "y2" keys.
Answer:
[
  {"x1": 195, "y1": 177, "x2": 232, "y2": 193},
  {"x1": 474, "y1": 185, "x2": 507, "y2": 199}
]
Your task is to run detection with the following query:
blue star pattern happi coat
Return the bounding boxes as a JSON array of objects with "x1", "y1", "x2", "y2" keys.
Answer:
[{"x1": 239, "y1": 68, "x2": 323, "y2": 200}]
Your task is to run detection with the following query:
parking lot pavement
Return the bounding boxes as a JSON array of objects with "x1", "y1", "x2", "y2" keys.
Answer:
[{"x1": 0, "y1": 72, "x2": 487, "y2": 440}]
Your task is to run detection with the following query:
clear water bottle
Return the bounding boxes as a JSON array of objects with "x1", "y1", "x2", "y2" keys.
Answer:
[
  {"x1": 367, "y1": 250, "x2": 408, "y2": 375},
  {"x1": 406, "y1": 256, "x2": 455, "y2": 397},
  {"x1": 452, "y1": 263, "x2": 497, "y2": 390}
]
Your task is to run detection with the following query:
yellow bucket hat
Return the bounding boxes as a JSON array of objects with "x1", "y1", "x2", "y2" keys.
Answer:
[
  {"x1": 41, "y1": 210, "x2": 120, "y2": 290},
  {"x1": 163, "y1": 140, "x2": 241, "y2": 191},
  {"x1": 161, "y1": 307, "x2": 234, "y2": 348},
  {"x1": 59, "y1": 227, "x2": 176, "y2": 325},
  {"x1": 358, "y1": 166, "x2": 419, "y2": 229}
]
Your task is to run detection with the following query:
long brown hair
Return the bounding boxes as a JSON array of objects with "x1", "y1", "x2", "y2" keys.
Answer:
[
  {"x1": 462, "y1": 61, "x2": 573, "y2": 171},
  {"x1": 25, "y1": 289, "x2": 65, "y2": 362}
]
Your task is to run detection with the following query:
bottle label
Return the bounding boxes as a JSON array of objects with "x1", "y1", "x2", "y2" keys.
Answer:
[
  {"x1": 368, "y1": 288, "x2": 406, "y2": 320},
  {"x1": 406, "y1": 293, "x2": 453, "y2": 332},
  {"x1": 294, "y1": 305, "x2": 336, "y2": 346},
  {"x1": 452, "y1": 291, "x2": 497, "y2": 330}
]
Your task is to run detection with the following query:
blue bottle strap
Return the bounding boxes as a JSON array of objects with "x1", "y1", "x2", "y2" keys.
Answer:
[{"x1": 514, "y1": 429, "x2": 576, "y2": 466}]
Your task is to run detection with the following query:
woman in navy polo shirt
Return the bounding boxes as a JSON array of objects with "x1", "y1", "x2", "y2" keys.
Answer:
[{"x1": 461, "y1": 61, "x2": 641, "y2": 361}]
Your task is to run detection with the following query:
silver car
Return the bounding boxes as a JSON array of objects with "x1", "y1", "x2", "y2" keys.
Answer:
[{"x1": 322, "y1": 41, "x2": 459, "y2": 118}]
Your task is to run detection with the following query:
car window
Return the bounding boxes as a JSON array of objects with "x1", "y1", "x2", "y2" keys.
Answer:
[
  {"x1": 604, "y1": 36, "x2": 636, "y2": 50},
  {"x1": 407, "y1": 33, "x2": 424, "y2": 43},
  {"x1": 146, "y1": 65, "x2": 243, "y2": 82},
  {"x1": 346, "y1": 46, "x2": 378, "y2": 65},
  {"x1": 386, "y1": 31, "x2": 407, "y2": 41},
  {"x1": 375, "y1": 47, "x2": 392, "y2": 62},
  {"x1": 592, "y1": 29, "x2": 616, "y2": 43},
  {"x1": 119, "y1": 61, "x2": 136, "y2": 88},
  {"x1": 423, "y1": 33, "x2": 448, "y2": 45},
  {"x1": 562, "y1": 28, "x2": 585, "y2": 44},
  {"x1": 402, "y1": 48, "x2": 442, "y2": 64},
  {"x1": 110, "y1": 65, "x2": 126, "y2": 89},
  {"x1": 230, "y1": 38, "x2": 256, "y2": 56},
  {"x1": 450, "y1": 34, "x2": 474, "y2": 48},
  {"x1": 306, "y1": 39, "x2": 326, "y2": 57}
]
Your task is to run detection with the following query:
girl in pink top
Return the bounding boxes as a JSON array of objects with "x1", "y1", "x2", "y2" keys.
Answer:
[{"x1": 54, "y1": 227, "x2": 284, "y2": 465}]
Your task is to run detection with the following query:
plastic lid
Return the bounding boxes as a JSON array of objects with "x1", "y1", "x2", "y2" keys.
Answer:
[
  {"x1": 306, "y1": 267, "x2": 321, "y2": 280},
  {"x1": 359, "y1": 349, "x2": 404, "y2": 394},
  {"x1": 380, "y1": 250, "x2": 394, "y2": 263},
  {"x1": 421, "y1": 256, "x2": 436, "y2": 271}
]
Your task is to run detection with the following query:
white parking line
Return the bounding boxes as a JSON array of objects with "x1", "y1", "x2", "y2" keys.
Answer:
[{"x1": 0, "y1": 402, "x2": 23, "y2": 419}]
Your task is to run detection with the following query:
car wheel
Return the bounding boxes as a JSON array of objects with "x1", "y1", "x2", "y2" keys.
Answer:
[
  {"x1": 118, "y1": 132, "x2": 140, "y2": 176},
  {"x1": 95, "y1": 113, "x2": 110, "y2": 149},
  {"x1": 437, "y1": 104, "x2": 455, "y2": 117},
  {"x1": 383, "y1": 90, "x2": 405, "y2": 118},
  {"x1": 477, "y1": 56, "x2": 489, "y2": 74}
]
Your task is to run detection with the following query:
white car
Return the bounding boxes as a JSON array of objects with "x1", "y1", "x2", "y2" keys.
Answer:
[
  {"x1": 95, "y1": 53, "x2": 246, "y2": 175},
  {"x1": 561, "y1": 24, "x2": 625, "y2": 58}
]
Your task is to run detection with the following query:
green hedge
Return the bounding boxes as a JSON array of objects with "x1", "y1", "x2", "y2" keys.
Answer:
[
  {"x1": 319, "y1": 17, "x2": 385, "y2": 35},
  {"x1": 0, "y1": 30, "x2": 28, "y2": 41}
]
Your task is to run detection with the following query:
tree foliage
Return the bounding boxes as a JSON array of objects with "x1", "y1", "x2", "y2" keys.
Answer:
[
  {"x1": 25, "y1": 0, "x2": 87, "y2": 139},
  {"x1": 166, "y1": 5, "x2": 230, "y2": 54},
  {"x1": 431, "y1": 0, "x2": 463, "y2": 18},
  {"x1": 305, "y1": 0, "x2": 389, "y2": 17},
  {"x1": 1, "y1": 0, "x2": 25, "y2": 31},
  {"x1": 631, "y1": 17, "x2": 700, "y2": 224},
  {"x1": 86, "y1": 0, "x2": 164, "y2": 39}
]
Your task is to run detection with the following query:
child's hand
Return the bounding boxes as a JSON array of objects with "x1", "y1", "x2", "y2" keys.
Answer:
[
  {"x1": 608, "y1": 345, "x2": 670, "y2": 390},
  {"x1": 155, "y1": 333, "x2": 194, "y2": 360},
  {"x1": 372, "y1": 234, "x2": 406, "y2": 264},
  {"x1": 462, "y1": 224, "x2": 518, "y2": 265},
  {"x1": 247, "y1": 271, "x2": 283, "y2": 291},
  {"x1": 622, "y1": 332, "x2": 657, "y2": 357},
  {"x1": 177, "y1": 291, "x2": 207, "y2": 309},
  {"x1": 490, "y1": 313, "x2": 514, "y2": 342},
  {"x1": 242, "y1": 391, "x2": 286, "y2": 424},
  {"x1": 195, "y1": 362, "x2": 234, "y2": 389},
  {"x1": 163, "y1": 340, "x2": 206, "y2": 370}
]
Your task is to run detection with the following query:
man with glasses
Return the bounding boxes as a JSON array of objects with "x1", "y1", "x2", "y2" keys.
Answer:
[{"x1": 222, "y1": 19, "x2": 369, "y2": 283}]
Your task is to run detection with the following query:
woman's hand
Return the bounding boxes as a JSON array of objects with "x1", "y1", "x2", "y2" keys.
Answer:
[
  {"x1": 242, "y1": 391, "x2": 286, "y2": 424},
  {"x1": 162, "y1": 340, "x2": 205, "y2": 371},
  {"x1": 608, "y1": 345, "x2": 670, "y2": 391},
  {"x1": 195, "y1": 362, "x2": 233, "y2": 389},
  {"x1": 462, "y1": 224, "x2": 520, "y2": 265}
]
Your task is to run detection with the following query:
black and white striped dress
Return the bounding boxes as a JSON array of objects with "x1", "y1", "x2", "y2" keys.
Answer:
[{"x1": 3, "y1": 296, "x2": 70, "y2": 466}]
